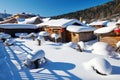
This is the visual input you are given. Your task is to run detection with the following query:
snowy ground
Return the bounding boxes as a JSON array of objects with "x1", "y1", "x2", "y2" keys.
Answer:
[{"x1": 0, "y1": 38, "x2": 120, "y2": 80}]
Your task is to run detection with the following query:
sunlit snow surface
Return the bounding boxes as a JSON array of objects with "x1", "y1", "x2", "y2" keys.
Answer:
[{"x1": 0, "y1": 38, "x2": 120, "y2": 80}]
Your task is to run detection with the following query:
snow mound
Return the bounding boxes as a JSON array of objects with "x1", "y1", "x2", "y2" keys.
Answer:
[
  {"x1": 37, "y1": 36, "x2": 45, "y2": 41},
  {"x1": 17, "y1": 33, "x2": 28, "y2": 39},
  {"x1": 83, "y1": 57, "x2": 112, "y2": 75},
  {"x1": 27, "y1": 32, "x2": 37, "y2": 37},
  {"x1": 39, "y1": 31, "x2": 49, "y2": 36},
  {"x1": 91, "y1": 42, "x2": 115, "y2": 57},
  {"x1": 27, "y1": 50, "x2": 45, "y2": 61},
  {"x1": 64, "y1": 42, "x2": 78, "y2": 49}
]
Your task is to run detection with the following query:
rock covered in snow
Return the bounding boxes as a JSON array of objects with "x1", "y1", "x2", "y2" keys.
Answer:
[
  {"x1": 24, "y1": 50, "x2": 46, "y2": 69},
  {"x1": 83, "y1": 57, "x2": 112, "y2": 75},
  {"x1": 27, "y1": 50, "x2": 45, "y2": 61},
  {"x1": 91, "y1": 42, "x2": 115, "y2": 57}
]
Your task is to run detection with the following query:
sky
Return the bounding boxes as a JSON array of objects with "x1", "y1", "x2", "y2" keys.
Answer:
[{"x1": 0, "y1": 0, "x2": 112, "y2": 17}]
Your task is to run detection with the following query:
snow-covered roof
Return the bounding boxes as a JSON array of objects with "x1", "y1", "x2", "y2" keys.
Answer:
[
  {"x1": 89, "y1": 20, "x2": 109, "y2": 26},
  {"x1": 67, "y1": 25, "x2": 96, "y2": 33},
  {"x1": 18, "y1": 16, "x2": 41, "y2": 24},
  {"x1": 38, "y1": 18, "x2": 83, "y2": 28},
  {"x1": 0, "y1": 24, "x2": 38, "y2": 29},
  {"x1": 94, "y1": 22, "x2": 117, "y2": 34},
  {"x1": 42, "y1": 18, "x2": 50, "y2": 22}
]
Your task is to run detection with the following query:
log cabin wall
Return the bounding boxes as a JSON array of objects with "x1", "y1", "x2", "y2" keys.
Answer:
[
  {"x1": 98, "y1": 31, "x2": 120, "y2": 48},
  {"x1": 71, "y1": 31, "x2": 96, "y2": 43},
  {"x1": 44, "y1": 26, "x2": 68, "y2": 42}
]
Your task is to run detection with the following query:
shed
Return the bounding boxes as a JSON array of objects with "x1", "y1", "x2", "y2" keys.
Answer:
[
  {"x1": 37, "y1": 18, "x2": 84, "y2": 42},
  {"x1": 66, "y1": 25, "x2": 96, "y2": 42},
  {"x1": 89, "y1": 20, "x2": 109, "y2": 29},
  {"x1": 0, "y1": 24, "x2": 39, "y2": 37},
  {"x1": 94, "y1": 21, "x2": 120, "y2": 47},
  {"x1": 0, "y1": 18, "x2": 17, "y2": 24}
]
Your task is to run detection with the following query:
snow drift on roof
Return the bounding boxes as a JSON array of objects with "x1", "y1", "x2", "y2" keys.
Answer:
[
  {"x1": 89, "y1": 20, "x2": 109, "y2": 26},
  {"x1": 94, "y1": 22, "x2": 117, "y2": 34},
  {"x1": 18, "y1": 16, "x2": 41, "y2": 24},
  {"x1": 67, "y1": 25, "x2": 95, "y2": 32},
  {"x1": 38, "y1": 18, "x2": 82, "y2": 28}
]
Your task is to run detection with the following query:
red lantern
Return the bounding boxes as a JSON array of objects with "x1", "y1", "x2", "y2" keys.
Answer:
[
  {"x1": 114, "y1": 29, "x2": 120, "y2": 33},
  {"x1": 114, "y1": 28, "x2": 120, "y2": 35},
  {"x1": 60, "y1": 28, "x2": 64, "y2": 32}
]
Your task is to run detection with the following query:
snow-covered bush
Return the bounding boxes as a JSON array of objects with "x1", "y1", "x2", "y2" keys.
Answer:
[
  {"x1": 91, "y1": 42, "x2": 115, "y2": 57},
  {"x1": 77, "y1": 41, "x2": 85, "y2": 51},
  {"x1": 23, "y1": 50, "x2": 46, "y2": 69},
  {"x1": 27, "y1": 32, "x2": 37, "y2": 41},
  {"x1": 64, "y1": 42, "x2": 78, "y2": 49},
  {"x1": 83, "y1": 57, "x2": 112, "y2": 75}
]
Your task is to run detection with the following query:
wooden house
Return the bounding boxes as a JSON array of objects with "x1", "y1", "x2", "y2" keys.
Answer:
[
  {"x1": 94, "y1": 21, "x2": 120, "y2": 48},
  {"x1": 0, "y1": 24, "x2": 39, "y2": 37},
  {"x1": 66, "y1": 25, "x2": 96, "y2": 43},
  {"x1": 38, "y1": 18, "x2": 96, "y2": 42},
  {"x1": 89, "y1": 20, "x2": 109, "y2": 29},
  {"x1": 0, "y1": 18, "x2": 18, "y2": 24}
]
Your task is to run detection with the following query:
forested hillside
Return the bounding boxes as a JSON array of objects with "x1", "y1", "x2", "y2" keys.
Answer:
[{"x1": 52, "y1": 0, "x2": 120, "y2": 22}]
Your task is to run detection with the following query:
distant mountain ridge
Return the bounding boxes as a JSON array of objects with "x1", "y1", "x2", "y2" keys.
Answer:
[{"x1": 51, "y1": 0, "x2": 120, "y2": 22}]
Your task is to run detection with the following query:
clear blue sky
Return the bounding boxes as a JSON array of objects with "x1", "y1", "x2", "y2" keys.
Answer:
[{"x1": 0, "y1": 0, "x2": 112, "y2": 17}]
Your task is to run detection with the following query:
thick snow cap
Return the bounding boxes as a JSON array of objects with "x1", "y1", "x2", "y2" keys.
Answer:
[
  {"x1": 94, "y1": 22, "x2": 117, "y2": 34},
  {"x1": 83, "y1": 57, "x2": 112, "y2": 75},
  {"x1": 27, "y1": 50, "x2": 45, "y2": 61},
  {"x1": 67, "y1": 25, "x2": 95, "y2": 33},
  {"x1": 91, "y1": 42, "x2": 115, "y2": 57}
]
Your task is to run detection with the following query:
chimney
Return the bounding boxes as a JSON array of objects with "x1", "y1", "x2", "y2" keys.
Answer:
[{"x1": 79, "y1": 17, "x2": 82, "y2": 22}]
